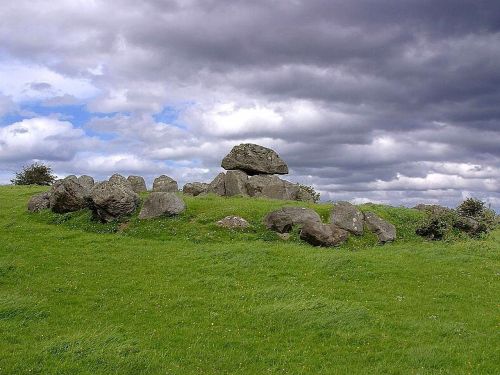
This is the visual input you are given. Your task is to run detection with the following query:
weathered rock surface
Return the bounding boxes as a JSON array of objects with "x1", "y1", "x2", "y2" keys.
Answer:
[
  {"x1": 152, "y1": 175, "x2": 178, "y2": 192},
  {"x1": 27, "y1": 192, "x2": 51, "y2": 212},
  {"x1": 300, "y1": 222, "x2": 349, "y2": 247},
  {"x1": 183, "y1": 182, "x2": 209, "y2": 196},
  {"x1": 264, "y1": 206, "x2": 322, "y2": 233},
  {"x1": 453, "y1": 216, "x2": 481, "y2": 235},
  {"x1": 246, "y1": 175, "x2": 300, "y2": 200},
  {"x1": 49, "y1": 179, "x2": 87, "y2": 213},
  {"x1": 77, "y1": 175, "x2": 94, "y2": 193},
  {"x1": 109, "y1": 173, "x2": 133, "y2": 189},
  {"x1": 331, "y1": 201, "x2": 364, "y2": 236},
  {"x1": 64, "y1": 175, "x2": 78, "y2": 182},
  {"x1": 208, "y1": 173, "x2": 226, "y2": 195},
  {"x1": 225, "y1": 170, "x2": 248, "y2": 196},
  {"x1": 221, "y1": 143, "x2": 288, "y2": 175},
  {"x1": 88, "y1": 181, "x2": 140, "y2": 222},
  {"x1": 138, "y1": 192, "x2": 185, "y2": 219},
  {"x1": 216, "y1": 216, "x2": 250, "y2": 229},
  {"x1": 364, "y1": 212, "x2": 396, "y2": 243},
  {"x1": 127, "y1": 175, "x2": 147, "y2": 193}
]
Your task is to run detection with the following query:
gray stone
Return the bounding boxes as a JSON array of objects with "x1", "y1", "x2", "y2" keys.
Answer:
[
  {"x1": 300, "y1": 222, "x2": 349, "y2": 247},
  {"x1": 183, "y1": 182, "x2": 209, "y2": 196},
  {"x1": 109, "y1": 173, "x2": 133, "y2": 190},
  {"x1": 152, "y1": 175, "x2": 178, "y2": 192},
  {"x1": 216, "y1": 216, "x2": 250, "y2": 229},
  {"x1": 453, "y1": 216, "x2": 481, "y2": 235},
  {"x1": 27, "y1": 192, "x2": 50, "y2": 212},
  {"x1": 138, "y1": 192, "x2": 185, "y2": 219},
  {"x1": 225, "y1": 170, "x2": 248, "y2": 196},
  {"x1": 246, "y1": 175, "x2": 299, "y2": 200},
  {"x1": 49, "y1": 179, "x2": 87, "y2": 213},
  {"x1": 331, "y1": 201, "x2": 364, "y2": 236},
  {"x1": 64, "y1": 175, "x2": 78, "y2": 182},
  {"x1": 127, "y1": 175, "x2": 147, "y2": 193},
  {"x1": 77, "y1": 175, "x2": 94, "y2": 193},
  {"x1": 364, "y1": 212, "x2": 396, "y2": 243},
  {"x1": 221, "y1": 143, "x2": 288, "y2": 175},
  {"x1": 208, "y1": 172, "x2": 226, "y2": 195},
  {"x1": 264, "y1": 206, "x2": 322, "y2": 233},
  {"x1": 88, "y1": 181, "x2": 140, "y2": 222}
]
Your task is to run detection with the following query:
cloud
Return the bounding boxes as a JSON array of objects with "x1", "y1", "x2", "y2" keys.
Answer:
[{"x1": 0, "y1": 0, "x2": 499, "y2": 210}]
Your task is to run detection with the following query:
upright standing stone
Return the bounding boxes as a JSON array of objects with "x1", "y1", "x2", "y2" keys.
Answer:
[
  {"x1": 49, "y1": 179, "x2": 87, "y2": 213},
  {"x1": 138, "y1": 192, "x2": 185, "y2": 219},
  {"x1": 225, "y1": 170, "x2": 248, "y2": 196},
  {"x1": 364, "y1": 212, "x2": 396, "y2": 243},
  {"x1": 127, "y1": 176, "x2": 147, "y2": 193},
  {"x1": 208, "y1": 173, "x2": 226, "y2": 195},
  {"x1": 88, "y1": 181, "x2": 140, "y2": 222},
  {"x1": 183, "y1": 182, "x2": 209, "y2": 196},
  {"x1": 153, "y1": 175, "x2": 178, "y2": 192},
  {"x1": 27, "y1": 192, "x2": 51, "y2": 212}
]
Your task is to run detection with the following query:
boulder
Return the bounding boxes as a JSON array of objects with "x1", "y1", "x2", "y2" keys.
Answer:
[
  {"x1": 88, "y1": 181, "x2": 140, "y2": 222},
  {"x1": 77, "y1": 175, "x2": 94, "y2": 192},
  {"x1": 364, "y1": 212, "x2": 396, "y2": 243},
  {"x1": 64, "y1": 175, "x2": 78, "y2": 182},
  {"x1": 127, "y1": 175, "x2": 147, "y2": 193},
  {"x1": 183, "y1": 182, "x2": 209, "y2": 196},
  {"x1": 221, "y1": 143, "x2": 288, "y2": 175},
  {"x1": 246, "y1": 175, "x2": 299, "y2": 200},
  {"x1": 225, "y1": 170, "x2": 248, "y2": 196},
  {"x1": 330, "y1": 201, "x2": 364, "y2": 236},
  {"x1": 264, "y1": 206, "x2": 321, "y2": 233},
  {"x1": 27, "y1": 192, "x2": 51, "y2": 212},
  {"x1": 208, "y1": 172, "x2": 226, "y2": 195},
  {"x1": 138, "y1": 192, "x2": 185, "y2": 219},
  {"x1": 152, "y1": 175, "x2": 178, "y2": 192},
  {"x1": 453, "y1": 216, "x2": 482, "y2": 236},
  {"x1": 49, "y1": 179, "x2": 87, "y2": 213},
  {"x1": 109, "y1": 173, "x2": 133, "y2": 189},
  {"x1": 300, "y1": 222, "x2": 349, "y2": 247},
  {"x1": 216, "y1": 216, "x2": 250, "y2": 229}
]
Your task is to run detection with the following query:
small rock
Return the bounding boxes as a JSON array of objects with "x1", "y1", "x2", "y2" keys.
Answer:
[
  {"x1": 300, "y1": 222, "x2": 349, "y2": 247},
  {"x1": 27, "y1": 192, "x2": 51, "y2": 212},
  {"x1": 331, "y1": 201, "x2": 364, "y2": 236},
  {"x1": 127, "y1": 175, "x2": 147, "y2": 193},
  {"x1": 364, "y1": 212, "x2": 396, "y2": 243},
  {"x1": 216, "y1": 216, "x2": 250, "y2": 229},
  {"x1": 138, "y1": 192, "x2": 185, "y2": 219},
  {"x1": 183, "y1": 182, "x2": 209, "y2": 196},
  {"x1": 277, "y1": 232, "x2": 291, "y2": 240},
  {"x1": 153, "y1": 175, "x2": 178, "y2": 192},
  {"x1": 264, "y1": 206, "x2": 321, "y2": 233}
]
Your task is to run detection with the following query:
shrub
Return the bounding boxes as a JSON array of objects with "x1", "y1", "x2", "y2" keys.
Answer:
[
  {"x1": 457, "y1": 197, "x2": 485, "y2": 218},
  {"x1": 298, "y1": 184, "x2": 321, "y2": 203},
  {"x1": 456, "y1": 197, "x2": 497, "y2": 235},
  {"x1": 415, "y1": 210, "x2": 458, "y2": 240},
  {"x1": 11, "y1": 162, "x2": 56, "y2": 186}
]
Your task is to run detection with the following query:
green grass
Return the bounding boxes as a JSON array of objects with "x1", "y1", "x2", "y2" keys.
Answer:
[{"x1": 0, "y1": 185, "x2": 499, "y2": 374}]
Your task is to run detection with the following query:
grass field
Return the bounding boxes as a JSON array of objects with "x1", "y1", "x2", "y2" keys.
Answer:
[{"x1": 0, "y1": 185, "x2": 499, "y2": 374}]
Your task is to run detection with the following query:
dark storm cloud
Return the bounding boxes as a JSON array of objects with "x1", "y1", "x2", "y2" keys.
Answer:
[{"x1": 0, "y1": 0, "x2": 499, "y2": 209}]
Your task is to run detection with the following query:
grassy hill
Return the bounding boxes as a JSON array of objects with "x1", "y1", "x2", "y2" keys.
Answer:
[{"x1": 1, "y1": 185, "x2": 499, "y2": 374}]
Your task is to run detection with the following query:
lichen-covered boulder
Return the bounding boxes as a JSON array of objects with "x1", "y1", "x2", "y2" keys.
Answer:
[
  {"x1": 225, "y1": 170, "x2": 248, "y2": 196},
  {"x1": 264, "y1": 206, "x2": 321, "y2": 233},
  {"x1": 88, "y1": 181, "x2": 140, "y2": 222},
  {"x1": 152, "y1": 175, "x2": 178, "y2": 192},
  {"x1": 27, "y1": 192, "x2": 51, "y2": 212},
  {"x1": 331, "y1": 201, "x2": 364, "y2": 236},
  {"x1": 138, "y1": 192, "x2": 185, "y2": 219},
  {"x1": 246, "y1": 175, "x2": 299, "y2": 200},
  {"x1": 77, "y1": 175, "x2": 94, "y2": 193},
  {"x1": 364, "y1": 212, "x2": 396, "y2": 243},
  {"x1": 49, "y1": 179, "x2": 87, "y2": 213},
  {"x1": 183, "y1": 182, "x2": 209, "y2": 196},
  {"x1": 216, "y1": 216, "x2": 250, "y2": 229},
  {"x1": 221, "y1": 143, "x2": 288, "y2": 175},
  {"x1": 300, "y1": 222, "x2": 349, "y2": 247},
  {"x1": 208, "y1": 173, "x2": 226, "y2": 195},
  {"x1": 127, "y1": 175, "x2": 147, "y2": 193}
]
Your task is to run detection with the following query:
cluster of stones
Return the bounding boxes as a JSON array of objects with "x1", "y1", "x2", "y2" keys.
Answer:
[
  {"x1": 28, "y1": 173, "x2": 185, "y2": 222},
  {"x1": 264, "y1": 201, "x2": 396, "y2": 247},
  {"x1": 182, "y1": 143, "x2": 315, "y2": 202}
]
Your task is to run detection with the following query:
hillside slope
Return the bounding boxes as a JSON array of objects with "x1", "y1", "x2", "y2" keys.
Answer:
[{"x1": 1, "y1": 185, "x2": 499, "y2": 374}]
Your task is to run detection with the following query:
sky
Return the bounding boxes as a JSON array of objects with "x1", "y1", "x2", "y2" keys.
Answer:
[{"x1": 0, "y1": 0, "x2": 499, "y2": 210}]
